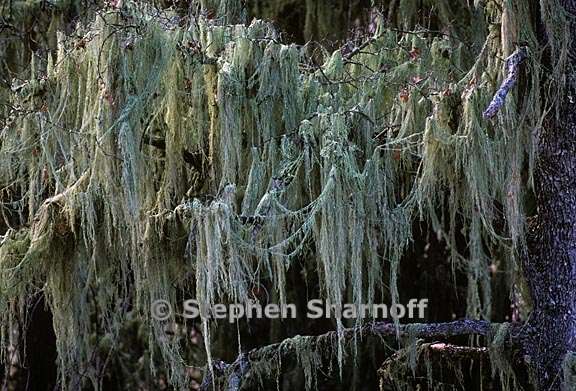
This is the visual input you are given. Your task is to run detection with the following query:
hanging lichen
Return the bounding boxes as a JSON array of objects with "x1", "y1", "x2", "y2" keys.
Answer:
[{"x1": 0, "y1": 0, "x2": 549, "y2": 389}]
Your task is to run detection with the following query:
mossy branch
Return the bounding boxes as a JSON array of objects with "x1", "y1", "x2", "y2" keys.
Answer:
[{"x1": 203, "y1": 320, "x2": 516, "y2": 389}]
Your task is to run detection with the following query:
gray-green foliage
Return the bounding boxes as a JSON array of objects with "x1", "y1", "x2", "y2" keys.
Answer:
[{"x1": 0, "y1": 0, "x2": 556, "y2": 389}]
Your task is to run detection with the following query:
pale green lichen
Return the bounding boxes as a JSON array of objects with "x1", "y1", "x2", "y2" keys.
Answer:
[
  {"x1": 0, "y1": 0, "x2": 553, "y2": 389},
  {"x1": 488, "y1": 323, "x2": 518, "y2": 391}
]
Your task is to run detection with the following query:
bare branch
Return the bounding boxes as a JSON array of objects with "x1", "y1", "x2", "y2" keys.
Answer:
[{"x1": 483, "y1": 47, "x2": 528, "y2": 119}]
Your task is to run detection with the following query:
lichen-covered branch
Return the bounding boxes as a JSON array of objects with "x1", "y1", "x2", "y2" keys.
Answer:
[
  {"x1": 249, "y1": 320, "x2": 502, "y2": 361},
  {"x1": 203, "y1": 320, "x2": 514, "y2": 388}
]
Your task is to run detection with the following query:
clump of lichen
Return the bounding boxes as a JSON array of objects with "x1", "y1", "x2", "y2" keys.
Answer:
[{"x1": 0, "y1": 0, "x2": 547, "y2": 389}]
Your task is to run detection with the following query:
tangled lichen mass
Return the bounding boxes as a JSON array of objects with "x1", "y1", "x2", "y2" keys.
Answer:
[{"x1": 0, "y1": 0, "x2": 566, "y2": 389}]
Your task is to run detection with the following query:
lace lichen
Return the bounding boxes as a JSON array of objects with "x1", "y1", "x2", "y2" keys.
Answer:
[{"x1": 0, "y1": 0, "x2": 547, "y2": 389}]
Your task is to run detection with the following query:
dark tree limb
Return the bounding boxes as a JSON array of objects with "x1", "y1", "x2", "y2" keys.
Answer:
[
  {"x1": 202, "y1": 320, "x2": 515, "y2": 388},
  {"x1": 425, "y1": 342, "x2": 488, "y2": 358},
  {"x1": 245, "y1": 319, "x2": 505, "y2": 364},
  {"x1": 369, "y1": 319, "x2": 494, "y2": 339}
]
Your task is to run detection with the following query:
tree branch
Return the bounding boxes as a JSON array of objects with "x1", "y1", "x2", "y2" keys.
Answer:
[
  {"x1": 482, "y1": 46, "x2": 527, "y2": 119},
  {"x1": 203, "y1": 320, "x2": 510, "y2": 388}
]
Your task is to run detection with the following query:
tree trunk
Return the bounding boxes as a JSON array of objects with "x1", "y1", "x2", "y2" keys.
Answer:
[{"x1": 522, "y1": 2, "x2": 576, "y2": 389}]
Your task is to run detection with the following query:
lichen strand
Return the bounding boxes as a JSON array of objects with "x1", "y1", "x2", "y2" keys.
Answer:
[{"x1": 0, "y1": 0, "x2": 544, "y2": 389}]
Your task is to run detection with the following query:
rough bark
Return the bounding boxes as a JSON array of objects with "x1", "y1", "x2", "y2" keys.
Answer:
[{"x1": 521, "y1": 1, "x2": 576, "y2": 389}]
